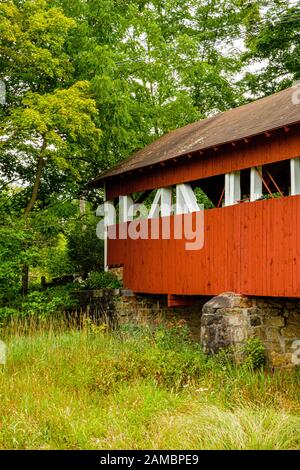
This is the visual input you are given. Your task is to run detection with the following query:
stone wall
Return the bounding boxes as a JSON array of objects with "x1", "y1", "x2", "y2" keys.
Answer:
[
  {"x1": 71, "y1": 289, "x2": 207, "y2": 340},
  {"x1": 200, "y1": 292, "x2": 300, "y2": 369},
  {"x1": 70, "y1": 289, "x2": 300, "y2": 369},
  {"x1": 114, "y1": 292, "x2": 207, "y2": 340}
]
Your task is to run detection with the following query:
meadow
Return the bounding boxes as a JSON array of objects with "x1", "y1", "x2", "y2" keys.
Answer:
[{"x1": 0, "y1": 318, "x2": 299, "y2": 450}]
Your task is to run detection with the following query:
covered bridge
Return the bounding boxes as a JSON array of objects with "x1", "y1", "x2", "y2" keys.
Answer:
[{"x1": 91, "y1": 86, "x2": 300, "y2": 301}]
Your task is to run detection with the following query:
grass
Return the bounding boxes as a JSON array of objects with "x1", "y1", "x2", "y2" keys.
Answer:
[{"x1": 0, "y1": 318, "x2": 299, "y2": 450}]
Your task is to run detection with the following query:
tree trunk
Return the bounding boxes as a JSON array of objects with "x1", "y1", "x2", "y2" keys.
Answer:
[
  {"x1": 79, "y1": 198, "x2": 86, "y2": 215},
  {"x1": 22, "y1": 138, "x2": 47, "y2": 295},
  {"x1": 24, "y1": 152, "x2": 46, "y2": 217},
  {"x1": 21, "y1": 265, "x2": 29, "y2": 296}
]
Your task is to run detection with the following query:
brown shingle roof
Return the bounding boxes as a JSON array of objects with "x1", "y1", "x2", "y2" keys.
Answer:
[{"x1": 93, "y1": 86, "x2": 300, "y2": 183}]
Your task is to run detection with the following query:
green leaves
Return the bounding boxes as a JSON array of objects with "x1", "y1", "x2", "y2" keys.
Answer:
[
  {"x1": 7, "y1": 81, "x2": 100, "y2": 145},
  {"x1": 241, "y1": 1, "x2": 300, "y2": 95},
  {"x1": 0, "y1": 79, "x2": 101, "y2": 221},
  {"x1": 0, "y1": 0, "x2": 75, "y2": 90},
  {"x1": 0, "y1": 0, "x2": 298, "y2": 310}
]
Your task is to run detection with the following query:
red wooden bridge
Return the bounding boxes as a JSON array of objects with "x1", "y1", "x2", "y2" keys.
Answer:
[{"x1": 91, "y1": 87, "x2": 300, "y2": 299}]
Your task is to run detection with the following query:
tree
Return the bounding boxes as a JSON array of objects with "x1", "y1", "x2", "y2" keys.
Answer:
[
  {"x1": 0, "y1": 1, "x2": 102, "y2": 294},
  {"x1": 67, "y1": 213, "x2": 104, "y2": 278},
  {"x1": 242, "y1": 0, "x2": 300, "y2": 97},
  {"x1": 0, "y1": 1, "x2": 102, "y2": 210},
  {"x1": 1, "y1": 0, "x2": 298, "y2": 305},
  {"x1": 1, "y1": 81, "x2": 101, "y2": 216},
  {"x1": 51, "y1": 0, "x2": 251, "y2": 169}
]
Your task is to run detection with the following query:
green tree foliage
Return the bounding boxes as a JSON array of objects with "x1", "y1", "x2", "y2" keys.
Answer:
[
  {"x1": 0, "y1": 1, "x2": 102, "y2": 211},
  {"x1": 50, "y1": 0, "x2": 251, "y2": 168},
  {"x1": 0, "y1": 0, "x2": 299, "y2": 312},
  {"x1": 242, "y1": 0, "x2": 300, "y2": 96},
  {"x1": 0, "y1": 1, "x2": 102, "y2": 295},
  {"x1": 0, "y1": 189, "x2": 45, "y2": 303},
  {"x1": 1, "y1": 81, "x2": 101, "y2": 215},
  {"x1": 66, "y1": 213, "x2": 104, "y2": 277}
]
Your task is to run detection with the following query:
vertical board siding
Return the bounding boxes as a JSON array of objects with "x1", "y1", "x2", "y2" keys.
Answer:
[
  {"x1": 106, "y1": 128, "x2": 300, "y2": 199},
  {"x1": 108, "y1": 195, "x2": 300, "y2": 298}
]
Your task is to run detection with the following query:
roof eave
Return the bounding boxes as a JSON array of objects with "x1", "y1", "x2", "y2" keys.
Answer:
[{"x1": 89, "y1": 120, "x2": 300, "y2": 189}]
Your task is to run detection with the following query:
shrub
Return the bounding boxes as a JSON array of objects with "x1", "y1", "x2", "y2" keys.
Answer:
[
  {"x1": 0, "y1": 323, "x2": 299, "y2": 450},
  {"x1": 67, "y1": 215, "x2": 104, "y2": 276},
  {"x1": 84, "y1": 271, "x2": 122, "y2": 289},
  {"x1": 0, "y1": 285, "x2": 78, "y2": 324},
  {"x1": 242, "y1": 338, "x2": 265, "y2": 369}
]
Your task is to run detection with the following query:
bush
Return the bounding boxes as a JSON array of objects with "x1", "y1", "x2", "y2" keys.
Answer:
[
  {"x1": 67, "y1": 215, "x2": 104, "y2": 276},
  {"x1": 94, "y1": 322, "x2": 209, "y2": 391},
  {"x1": 84, "y1": 271, "x2": 122, "y2": 289},
  {"x1": 242, "y1": 338, "x2": 265, "y2": 369},
  {"x1": 0, "y1": 322, "x2": 299, "y2": 450},
  {"x1": 0, "y1": 285, "x2": 78, "y2": 324}
]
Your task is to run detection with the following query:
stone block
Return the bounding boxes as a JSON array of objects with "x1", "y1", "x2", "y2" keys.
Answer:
[
  {"x1": 121, "y1": 289, "x2": 135, "y2": 297},
  {"x1": 249, "y1": 315, "x2": 262, "y2": 327},
  {"x1": 281, "y1": 338, "x2": 300, "y2": 352},
  {"x1": 265, "y1": 327, "x2": 281, "y2": 342},
  {"x1": 281, "y1": 325, "x2": 300, "y2": 339},
  {"x1": 251, "y1": 326, "x2": 267, "y2": 340},
  {"x1": 246, "y1": 307, "x2": 261, "y2": 316},
  {"x1": 268, "y1": 351, "x2": 293, "y2": 368},
  {"x1": 283, "y1": 309, "x2": 289, "y2": 318},
  {"x1": 201, "y1": 313, "x2": 222, "y2": 326},
  {"x1": 284, "y1": 301, "x2": 297, "y2": 310},
  {"x1": 225, "y1": 313, "x2": 247, "y2": 327},
  {"x1": 264, "y1": 316, "x2": 285, "y2": 327},
  {"x1": 202, "y1": 292, "x2": 253, "y2": 312},
  {"x1": 217, "y1": 307, "x2": 244, "y2": 317},
  {"x1": 259, "y1": 308, "x2": 282, "y2": 317},
  {"x1": 229, "y1": 327, "x2": 248, "y2": 343},
  {"x1": 286, "y1": 311, "x2": 300, "y2": 324},
  {"x1": 256, "y1": 299, "x2": 284, "y2": 309}
]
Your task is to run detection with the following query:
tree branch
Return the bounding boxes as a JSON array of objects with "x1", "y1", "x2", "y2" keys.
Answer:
[{"x1": 24, "y1": 138, "x2": 47, "y2": 218}]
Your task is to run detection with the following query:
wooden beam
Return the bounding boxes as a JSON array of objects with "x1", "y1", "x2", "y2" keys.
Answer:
[
  {"x1": 225, "y1": 172, "x2": 241, "y2": 206},
  {"x1": 266, "y1": 170, "x2": 284, "y2": 197},
  {"x1": 250, "y1": 166, "x2": 263, "y2": 202},
  {"x1": 134, "y1": 189, "x2": 152, "y2": 204},
  {"x1": 148, "y1": 187, "x2": 172, "y2": 219},
  {"x1": 254, "y1": 167, "x2": 274, "y2": 198},
  {"x1": 119, "y1": 195, "x2": 134, "y2": 223},
  {"x1": 217, "y1": 186, "x2": 225, "y2": 208},
  {"x1": 167, "y1": 294, "x2": 195, "y2": 307},
  {"x1": 176, "y1": 183, "x2": 199, "y2": 214},
  {"x1": 290, "y1": 158, "x2": 300, "y2": 195}
]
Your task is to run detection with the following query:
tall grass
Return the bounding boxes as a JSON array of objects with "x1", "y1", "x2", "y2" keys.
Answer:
[{"x1": 0, "y1": 318, "x2": 299, "y2": 450}]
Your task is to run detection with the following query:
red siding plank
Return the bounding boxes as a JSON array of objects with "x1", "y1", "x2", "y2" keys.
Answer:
[{"x1": 107, "y1": 195, "x2": 300, "y2": 298}]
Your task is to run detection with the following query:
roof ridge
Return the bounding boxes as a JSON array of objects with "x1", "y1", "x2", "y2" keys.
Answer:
[{"x1": 91, "y1": 86, "x2": 299, "y2": 184}]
